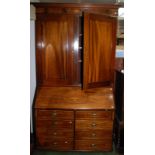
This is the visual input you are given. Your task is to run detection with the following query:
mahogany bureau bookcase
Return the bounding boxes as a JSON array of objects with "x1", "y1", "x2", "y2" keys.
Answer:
[{"x1": 33, "y1": 2, "x2": 121, "y2": 151}]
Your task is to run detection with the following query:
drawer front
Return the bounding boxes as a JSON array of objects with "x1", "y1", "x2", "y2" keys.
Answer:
[
  {"x1": 76, "y1": 110, "x2": 113, "y2": 120},
  {"x1": 76, "y1": 120, "x2": 113, "y2": 130},
  {"x1": 37, "y1": 138, "x2": 73, "y2": 150},
  {"x1": 36, "y1": 110, "x2": 74, "y2": 120},
  {"x1": 75, "y1": 130, "x2": 112, "y2": 140},
  {"x1": 75, "y1": 140, "x2": 112, "y2": 151},
  {"x1": 36, "y1": 120, "x2": 74, "y2": 129},
  {"x1": 36, "y1": 129, "x2": 73, "y2": 139}
]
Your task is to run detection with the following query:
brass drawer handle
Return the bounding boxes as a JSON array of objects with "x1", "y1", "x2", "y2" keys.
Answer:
[
  {"x1": 53, "y1": 132, "x2": 57, "y2": 136},
  {"x1": 64, "y1": 141, "x2": 68, "y2": 144},
  {"x1": 69, "y1": 121, "x2": 73, "y2": 124},
  {"x1": 92, "y1": 113, "x2": 97, "y2": 116},
  {"x1": 92, "y1": 133, "x2": 96, "y2": 137},
  {"x1": 91, "y1": 143, "x2": 96, "y2": 147},
  {"x1": 53, "y1": 142, "x2": 57, "y2": 145},
  {"x1": 91, "y1": 123, "x2": 96, "y2": 127},
  {"x1": 52, "y1": 112, "x2": 57, "y2": 116},
  {"x1": 78, "y1": 60, "x2": 82, "y2": 62}
]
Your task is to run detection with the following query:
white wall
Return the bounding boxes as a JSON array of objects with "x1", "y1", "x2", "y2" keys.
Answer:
[{"x1": 30, "y1": 5, "x2": 36, "y2": 133}]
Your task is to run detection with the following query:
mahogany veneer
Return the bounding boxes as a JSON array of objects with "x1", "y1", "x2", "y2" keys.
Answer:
[
  {"x1": 33, "y1": 2, "x2": 119, "y2": 151},
  {"x1": 35, "y1": 87, "x2": 115, "y2": 151}
]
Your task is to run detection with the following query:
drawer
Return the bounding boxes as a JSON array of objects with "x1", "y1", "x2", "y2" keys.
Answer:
[
  {"x1": 75, "y1": 140, "x2": 112, "y2": 151},
  {"x1": 75, "y1": 130, "x2": 112, "y2": 140},
  {"x1": 37, "y1": 138, "x2": 73, "y2": 150},
  {"x1": 36, "y1": 129, "x2": 73, "y2": 139},
  {"x1": 36, "y1": 110, "x2": 74, "y2": 120},
  {"x1": 36, "y1": 120, "x2": 74, "y2": 129},
  {"x1": 76, "y1": 110, "x2": 113, "y2": 120},
  {"x1": 76, "y1": 120, "x2": 113, "y2": 130}
]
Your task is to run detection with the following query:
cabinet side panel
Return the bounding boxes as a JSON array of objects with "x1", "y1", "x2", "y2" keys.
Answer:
[{"x1": 36, "y1": 20, "x2": 43, "y2": 85}]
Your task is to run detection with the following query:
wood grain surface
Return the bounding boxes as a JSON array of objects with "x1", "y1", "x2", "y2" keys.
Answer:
[
  {"x1": 35, "y1": 87, "x2": 115, "y2": 110},
  {"x1": 83, "y1": 12, "x2": 117, "y2": 89}
]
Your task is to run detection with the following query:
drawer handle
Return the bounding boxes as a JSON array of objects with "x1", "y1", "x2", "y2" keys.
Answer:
[
  {"x1": 92, "y1": 113, "x2": 97, "y2": 116},
  {"x1": 53, "y1": 142, "x2": 57, "y2": 145},
  {"x1": 91, "y1": 143, "x2": 96, "y2": 147},
  {"x1": 69, "y1": 121, "x2": 73, "y2": 124},
  {"x1": 64, "y1": 141, "x2": 68, "y2": 144},
  {"x1": 53, "y1": 132, "x2": 57, "y2": 135},
  {"x1": 52, "y1": 112, "x2": 57, "y2": 116},
  {"x1": 91, "y1": 123, "x2": 96, "y2": 127},
  {"x1": 92, "y1": 133, "x2": 96, "y2": 137}
]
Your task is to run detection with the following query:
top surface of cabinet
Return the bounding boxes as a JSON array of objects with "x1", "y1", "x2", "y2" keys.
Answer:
[
  {"x1": 33, "y1": 3, "x2": 122, "y2": 8},
  {"x1": 35, "y1": 87, "x2": 114, "y2": 110}
]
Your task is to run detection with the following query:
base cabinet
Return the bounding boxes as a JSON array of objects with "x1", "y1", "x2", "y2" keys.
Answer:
[
  {"x1": 35, "y1": 107, "x2": 114, "y2": 151},
  {"x1": 34, "y1": 86, "x2": 115, "y2": 151},
  {"x1": 36, "y1": 109, "x2": 114, "y2": 151}
]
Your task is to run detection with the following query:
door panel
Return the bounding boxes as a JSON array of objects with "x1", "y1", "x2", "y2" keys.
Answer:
[
  {"x1": 44, "y1": 19, "x2": 68, "y2": 81},
  {"x1": 43, "y1": 15, "x2": 72, "y2": 86},
  {"x1": 36, "y1": 15, "x2": 79, "y2": 86},
  {"x1": 83, "y1": 13, "x2": 117, "y2": 89}
]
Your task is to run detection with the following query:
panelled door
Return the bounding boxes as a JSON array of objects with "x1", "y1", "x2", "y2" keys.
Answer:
[
  {"x1": 36, "y1": 14, "x2": 79, "y2": 86},
  {"x1": 83, "y1": 12, "x2": 117, "y2": 89}
]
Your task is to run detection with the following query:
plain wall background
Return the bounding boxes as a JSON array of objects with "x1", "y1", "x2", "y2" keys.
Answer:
[{"x1": 30, "y1": 5, "x2": 36, "y2": 133}]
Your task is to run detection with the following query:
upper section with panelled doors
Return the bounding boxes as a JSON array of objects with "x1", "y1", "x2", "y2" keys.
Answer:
[{"x1": 34, "y1": 3, "x2": 121, "y2": 88}]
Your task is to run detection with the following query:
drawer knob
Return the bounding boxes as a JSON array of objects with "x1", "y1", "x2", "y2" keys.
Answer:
[
  {"x1": 53, "y1": 142, "x2": 57, "y2": 145},
  {"x1": 52, "y1": 112, "x2": 57, "y2": 116},
  {"x1": 91, "y1": 123, "x2": 96, "y2": 127},
  {"x1": 53, "y1": 132, "x2": 57, "y2": 135},
  {"x1": 114, "y1": 11, "x2": 118, "y2": 15},
  {"x1": 91, "y1": 143, "x2": 96, "y2": 147},
  {"x1": 92, "y1": 133, "x2": 96, "y2": 137},
  {"x1": 92, "y1": 113, "x2": 97, "y2": 116},
  {"x1": 69, "y1": 121, "x2": 73, "y2": 124},
  {"x1": 64, "y1": 141, "x2": 68, "y2": 144}
]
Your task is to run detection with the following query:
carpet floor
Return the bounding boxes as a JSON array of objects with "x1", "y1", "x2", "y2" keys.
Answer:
[{"x1": 32, "y1": 145, "x2": 123, "y2": 155}]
